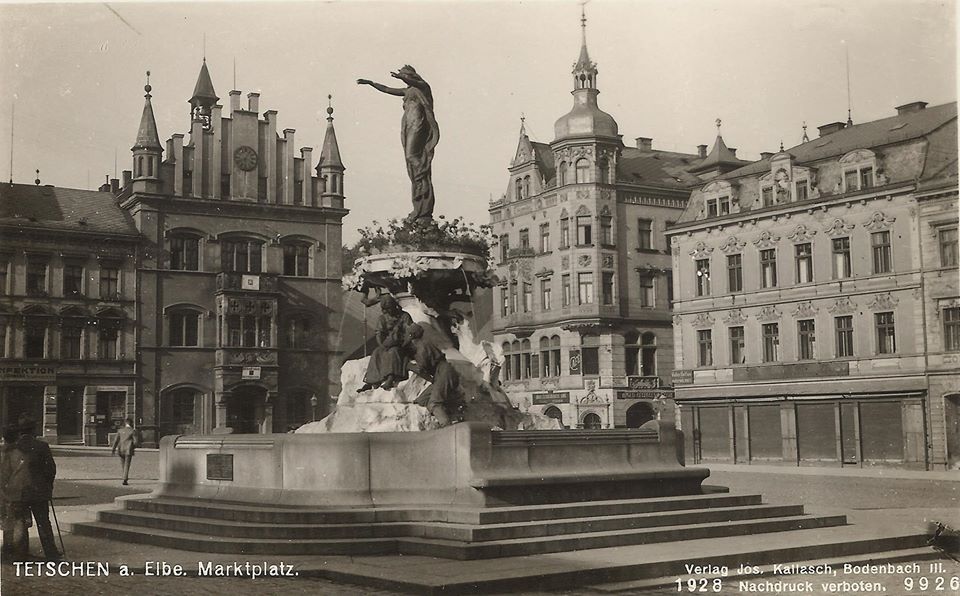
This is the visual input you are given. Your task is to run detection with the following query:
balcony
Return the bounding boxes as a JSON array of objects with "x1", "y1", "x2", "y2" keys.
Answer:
[
  {"x1": 216, "y1": 272, "x2": 278, "y2": 293},
  {"x1": 215, "y1": 347, "x2": 278, "y2": 367}
]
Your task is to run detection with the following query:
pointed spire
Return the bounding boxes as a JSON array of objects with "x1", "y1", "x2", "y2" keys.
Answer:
[
  {"x1": 318, "y1": 95, "x2": 344, "y2": 170},
  {"x1": 132, "y1": 70, "x2": 162, "y2": 151},
  {"x1": 689, "y1": 118, "x2": 746, "y2": 175},
  {"x1": 190, "y1": 60, "x2": 219, "y2": 104},
  {"x1": 519, "y1": 112, "x2": 526, "y2": 137},
  {"x1": 572, "y1": 2, "x2": 597, "y2": 90}
]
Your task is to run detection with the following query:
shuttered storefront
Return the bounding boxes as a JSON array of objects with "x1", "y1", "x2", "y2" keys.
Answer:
[
  {"x1": 748, "y1": 405, "x2": 782, "y2": 460},
  {"x1": 698, "y1": 406, "x2": 731, "y2": 461}
]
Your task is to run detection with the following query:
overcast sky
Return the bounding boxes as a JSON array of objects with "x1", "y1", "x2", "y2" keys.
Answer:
[{"x1": 0, "y1": 1, "x2": 956, "y2": 243}]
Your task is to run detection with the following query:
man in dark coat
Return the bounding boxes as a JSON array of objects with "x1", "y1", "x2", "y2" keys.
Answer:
[
  {"x1": 111, "y1": 418, "x2": 138, "y2": 485},
  {"x1": 360, "y1": 295, "x2": 414, "y2": 392},
  {"x1": 406, "y1": 323, "x2": 463, "y2": 426},
  {"x1": 0, "y1": 418, "x2": 59, "y2": 560}
]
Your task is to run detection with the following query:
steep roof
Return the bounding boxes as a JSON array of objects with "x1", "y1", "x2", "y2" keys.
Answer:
[
  {"x1": 531, "y1": 141, "x2": 556, "y2": 182},
  {"x1": 617, "y1": 147, "x2": 703, "y2": 189},
  {"x1": 719, "y1": 102, "x2": 957, "y2": 181},
  {"x1": 318, "y1": 111, "x2": 344, "y2": 169},
  {"x1": 190, "y1": 60, "x2": 219, "y2": 104},
  {"x1": 0, "y1": 183, "x2": 139, "y2": 236},
  {"x1": 688, "y1": 134, "x2": 750, "y2": 174},
  {"x1": 132, "y1": 89, "x2": 163, "y2": 152}
]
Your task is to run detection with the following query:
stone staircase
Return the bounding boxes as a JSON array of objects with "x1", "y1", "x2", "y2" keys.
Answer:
[{"x1": 70, "y1": 491, "x2": 853, "y2": 560}]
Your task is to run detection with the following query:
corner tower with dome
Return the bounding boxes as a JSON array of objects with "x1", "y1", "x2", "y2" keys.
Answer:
[{"x1": 489, "y1": 11, "x2": 737, "y2": 430}]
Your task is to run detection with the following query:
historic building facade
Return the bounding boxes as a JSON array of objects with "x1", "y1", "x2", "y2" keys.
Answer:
[
  {"x1": 488, "y1": 25, "x2": 738, "y2": 429},
  {"x1": 667, "y1": 101, "x2": 958, "y2": 469},
  {"x1": 0, "y1": 63, "x2": 348, "y2": 445},
  {"x1": 0, "y1": 183, "x2": 141, "y2": 445}
]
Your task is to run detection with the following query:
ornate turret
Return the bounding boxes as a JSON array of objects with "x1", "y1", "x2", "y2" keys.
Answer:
[
  {"x1": 131, "y1": 71, "x2": 163, "y2": 193},
  {"x1": 189, "y1": 59, "x2": 219, "y2": 131},
  {"x1": 689, "y1": 119, "x2": 749, "y2": 178},
  {"x1": 553, "y1": 8, "x2": 618, "y2": 141},
  {"x1": 317, "y1": 95, "x2": 345, "y2": 205}
]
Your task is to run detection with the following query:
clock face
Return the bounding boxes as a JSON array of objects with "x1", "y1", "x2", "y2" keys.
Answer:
[{"x1": 234, "y1": 146, "x2": 259, "y2": 171}]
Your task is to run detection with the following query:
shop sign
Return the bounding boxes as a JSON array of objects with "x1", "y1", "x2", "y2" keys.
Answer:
[
  {"x1": 617, "y1": 389, "x2": 674, "y2": 400},
  {"x1": 241, "y1": 366, "x2": 261, "y2": 380},
  {"x1": 671, "y1": 369, "x2": 694, "y2": 385},
  {"x1": 533, "y1": 392, "x2": 570, "y2": 405},
  {"x1": 569, "y1": 349, "x2": 582, "y2": 375},
  {"x1": 97, "y1": 386, "x2": 128, "y2": 393},
  {"x1": 599, "y1": 376, "x2": 627, "y2": 389},
  {"x1": 0, "y1": 365, "x2": 55, "y2": 382}
]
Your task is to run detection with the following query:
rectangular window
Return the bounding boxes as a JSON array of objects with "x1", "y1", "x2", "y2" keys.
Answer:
[
  {"x1": 499, "y1": 234, "x2": 510, "y2": 261},
  {"x1": 695, "y1": 259, "x2": 711, "y2": 296},
  {"x1": 510, "y1": 282, "x2": 518, "y2": 314},
  {"x1": 576, "y1": 216, "x2": 592, "y2": 245},
  {"x1": 25, "y1": 324, "x2": 46, "y2": 358},
  {"x1": 860, "y1": 166, "x2": 874, "y2": 189},
  {"x1": 581, "y1": 347, "x2": 599, "y2": 375},
  {"x1": 760, "y1": 249, "x2": 777, "y2": 288},
  {"x1": 170, "y1": 237, "x2": 200, "y2": 271},
  {"x1": 844, "y1": 169, "x2": 859, "y2": 191},
  {"x1": 762, "y1": 323, "x2": 779, "y2": 362},
  {"x1": 170, "y1": 312, "x2": 200, "y2": 347},
  {"x1": 0, "y1": 257, "x2": 7, "y2": 295},
  {"x1": 500, "y1": 287, "x2": 509, "y2": 317},
  {"x1": 228, "y1": 314, "x2": 271, "y2": 348},
  {"x1": 539, "y1": 224, "x2": 551, "y2": 253},
  {"x1": 706, "y1": 199, "x2": 718, "y2": 218},
  {"x1": 522, "y1": 282, "x2": 533, "y2": 312},
  {"x1": 0, "y1": 324, "x2": 5, "y2": 358},
  {"x1": 221, "y1": 240, "x2": 262, "y2": 274},
  {"x1": 944, "y1": 307, "x2": 960, "y2": 352},
  {"x1": 832, "y1": 237, "x2": 852, "y2": 279},
  {"x1": 795, "y1": 243, "x2": 813, "y2": 284},
  {"x1": 761, "y1": 187, "x2": 774, "y2": 207},
  {"x1": 283, "y1": 244, "x2": 310, "y2": 276},
  {"x1": 99, "y1": 328, "x2": 118, "y2": 359},
  {"x1": 798, "y1": 319, "x2": 816, "y2": 360},
  {"x1": 666, "y1": 271, "x2": 674, "y2": 304},
  {"x1": 697, "y1": 329, "x2": 713, "y2": 367},
  {"x1": 729, "y1": 326, "x2": 745, "y2": 364},
  {"x1": 540, "y1": 279, "x2": 552, "y2": 310},
  {"x1": 940, "y1": 228, "x2": 958, "y2": 268},
  {"x1": 519, "y1": 228, "x2": 530, "y2": 250},
  {"x1": 835, "y1": 315, "x2": 854, "y2": 357},
  {"x1": 637, "y1": 219, "x2": 652, "y2": 250},
  {"x1": 26, "y1": 260, "x2": 47, "y2": 296},
  {"x1": 601, "y1": 272, "x2": 614, "y2": 305},
  {"x1": 562, "y1": 274, "x2": 572, "y2": 307},
  {"x1": 718, "y1": 196, "x2": 731, "y2": 216},
  {"x1": 875, "y1": 312, "x2": 896, "y2": 354},
  {"x1": 99, "y1": 265, "x2": 120, "y2": 299},
  {"x1": 578, "y1": 272, "x2": 594, "y2": 304},
  {"x1": 871, "y1": 231, "x2": 892, "y2": 274},
  {"x1": 61, "y1": 326, "x2": 82, "y2": 359},
  {"x1": 638, "y1": 274, "x2": 654, "y2": 307},
  {"x1": 599, "y1": 217, "x2": 613, "y2": 245},
  {"x1": 560, "y1": 218, "x2": 570, "y2": 248},
  {"x1": 726, "y1": 254, "x2": 742, "y2": 293},
  {"x1": 63, "y1": 263, "x2": 84, "y2": 296},
  {"x1": 795, "y1": 181, "x2": 808, "y2": 201}
]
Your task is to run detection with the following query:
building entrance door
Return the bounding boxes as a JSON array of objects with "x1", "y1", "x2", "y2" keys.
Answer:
[
  {"x1": 945, "y1": 394, "x2": 960, "y2": 469},
  {"x1": 57, "y1": 386, "x2": 84, "y2": 443},
  {"x1": 227, "y1": 386, "x2": 264, "y2": 434}
]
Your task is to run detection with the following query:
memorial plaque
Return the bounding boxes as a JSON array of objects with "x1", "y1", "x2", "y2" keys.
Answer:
[
  {"x1": 533, "y1": 392, "x2": 570, "y2": 405},
  {"x1": 206, "y1": 454, "x2": 234, "y2": 481}
]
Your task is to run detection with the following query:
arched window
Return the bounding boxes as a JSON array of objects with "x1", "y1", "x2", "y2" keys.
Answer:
[
  {"x1": 641, "y1": 332, "x2": 657, "y2": 377},
  {"x1": 282, "y1": 241, "x2": 311, "y2": 277},
  {"x1": 544, "y1": 406, "x2": 564, "y2": 427},
  {"x1": 160, "y1": 387, "x2": 202, "y2": 437},
  {"x1": 539, "y1": 337, "x2": 551, "y2": 377},
  {"x1": 511, "y1": 340, "x2": 522, "y2": 380},
  {"x1": 558, "y1": 162, "x2": 568, "y2": 186},
  {"x1": 168, "y1": 307, "x2": 202, "y2": 347},
  {"x1": 523, "y1": 175, "x2": 531, "y2": 198},
  {"x1": 515, "y1": 178, "x2": 523, "y2": 201},
  {"x1": 169, "y1": 234, "x2": 201, "y2": 271},
  {"x1": 575, "y1": 158, "x2": 590, "y2": 184},
  {"x1": 502, "y1": 342, "x2": 512, "y2": 380},
  {"x1": 582, "y1": 412, "x2": 602, "y2": 429},
  {"x1": 521, "y1": 339, "x2": 532, "y2": 379},
  {"x1": 624, "y1": 331, "x2": 640, "y2": 377},
  {"x1": 137, "y1": 156, "x2": 144, "y2": 177},
  {"x1": 147, "y1": 157, "x2": 154, "y2": 177},
  {"x1": 221, "y1": 237, "x2": 264, "y2": 274},
  {"x1": 550, "y1": 335, "x2": 562, "y2": 377},
  {"x1": 598, "y1": 157, "x2": 610, "y2": 184}
]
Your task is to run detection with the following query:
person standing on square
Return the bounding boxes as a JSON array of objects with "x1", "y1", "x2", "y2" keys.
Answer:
[{"x1": 111, "y1": 418, "x2": 138, "y2": 486}]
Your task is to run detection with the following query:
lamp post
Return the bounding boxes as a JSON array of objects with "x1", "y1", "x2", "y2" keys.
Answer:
[{"x1": 310, "y1": 394, "x2": 318, "y2": 422}]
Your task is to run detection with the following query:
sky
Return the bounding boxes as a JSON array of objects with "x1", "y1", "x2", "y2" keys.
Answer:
[{"x1": 0, "y1": 0, "x2": 956, "y2": 244}]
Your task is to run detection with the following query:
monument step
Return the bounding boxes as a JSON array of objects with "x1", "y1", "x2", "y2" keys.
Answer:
[
  {"x1": 94, "y1": 503, "x2": 805, "y2": 542},
  {"x1": 396, "y1": 514, "x2": 849, "y2": 560},
  {"x1": 119, "y1": 492, "x2": 764, "y2": 525}
]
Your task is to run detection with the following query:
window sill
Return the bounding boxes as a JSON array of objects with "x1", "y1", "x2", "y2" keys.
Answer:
[
  {"x1": 575, "y1": 244, "x2": 595, "y2": 249},
  {"x1": 634, "y1": 248, "x2": 660, "y2": 254},
  {"x1": 599, "y1": 244, "x2": 616, "y2": 250}
]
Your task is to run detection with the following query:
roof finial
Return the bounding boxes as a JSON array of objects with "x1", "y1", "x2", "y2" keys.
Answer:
[
  {"x1": 144, "y1": 70, "x2": 152, "y2": 95},
  {"x1": 580, "y1": 1, "x2": 588, "y2": 45},
  {"x1": 780, "y1": 140, "x2": 785, "y2": 152},
  {"x1": 801, "y1": 120, "x2": 809, "y2": 143},
  {"x1": 326, "y1": 94, "x2": 334, "y2": 121},
  {"x1": 34, "y1": 168, "x2": 40, "y2": 185},
  {"x1": 203, "y1": 32, "x2": 206, "y2": 62},
  {"x1": 520, "y1": 112, "x2": 526, "y2": 135},
  {"x1": 844, "y1": 40, "x2": 854, "y2": 127},
  {"x1": 715, "y1": 118, "x2": 722, "y2": 136}
]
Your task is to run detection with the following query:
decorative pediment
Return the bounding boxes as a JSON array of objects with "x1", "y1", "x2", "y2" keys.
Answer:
[
  {"x1": 827, "y1": 297, "x2": 857, "y2": 314},
  {"x1": 752, "y1": 230, "x2": 781, "y2": 249},
  {"x1": 689, "y1": 241, "x2": 714, "y2": 258},
  {"x1": 723, "y1": 309, "x2": 748, "y2": 325},
  {"x1": 559, "y1": 208, "x2": 569, "y2": 218},
  {"x1": 863, "y1": 211, "x2": 896, "y2": 232},
  {"x1": 692, "y1": 312, "x2": 715, "y2": 327},
  {"x1": 792, "y1": 302, "x2": 818, "y2": 318},
  {"x1": 867, "y1": 293, "x2": 899, "y2": 311},
  {"x1": 824, "y1": 218, "x2": 855, "y2": 237},
  {"x1": 839, "y1": 148, "x2": 876, "y2": 165},
  {"x1": 719, "y1": 236, "x2": 746, "y2": 255},
  {"x1": 575, "y1": 204, "x2": 591, "y2": 216},
  {"x1": 756, "y1": 306, "x2": 781, "y2": 322},
  {"x1": 787, "y1": 224, "x2": 817, "y2": 243},
  {"x1": 599, "y1": 204, "x2": 612, "y2": 216},
  {"x1": 534, "y1": 268, "x2": 554, "y2": 278}
]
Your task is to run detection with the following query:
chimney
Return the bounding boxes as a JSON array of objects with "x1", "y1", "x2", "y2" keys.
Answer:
[
  {"x1": 635, "y1": 137, "x2": 653, "y2": 151},
  {"x1": 99, "y1": 175, "x2": 111, "y2": 192},
  {"x1": 110, "y1": 178, "x2": 119, "y2": 193},
  {"x1": 760, "y1": 152, "x2": 773, "y2": 160},
  {"x1": 895, "y1": 101, "x2": 927, "y2": 115},
  {"x1": 247, "y1": 92, "x2": 260, "y2": 113},
  {"x1": 229, "y1": 90, "x2": 242, "y2": 114},
  {"x1": 818, "y1": 122, "x2": 847, "y2": 137},
  {"x1": 122, "y1": 170, "x2": 132, "y2": 187},
  {"x1": 697, "y1": 144, "x2": 708, "y2": 159}
]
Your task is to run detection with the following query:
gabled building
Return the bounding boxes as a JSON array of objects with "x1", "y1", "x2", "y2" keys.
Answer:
[{"x1": 667, "y1": 101, "x2": 959, "y2": 470}]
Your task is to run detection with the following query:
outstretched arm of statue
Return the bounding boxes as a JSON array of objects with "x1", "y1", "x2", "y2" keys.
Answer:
[{"x1": 356, "y1": 78, "x2": 405, "y2": 97}]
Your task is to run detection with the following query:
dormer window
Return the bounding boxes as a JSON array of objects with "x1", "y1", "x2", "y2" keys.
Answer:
[
  {"x1": 840, "y1": 149, "x2": 878, "y2": 193},
  {"x1": 795, "y1": 180, "x2": 809, "y2": 201},
  {"x1": 718, "y1": 196, "x2": 731, "y2": 216},
  {"x1": 523, "y1": 175, "x2": 531, "y2": 198},
  {"x1": 515, "y1": 178, "x2": 523, "y2": 201},
  {"x1": 706, "y1": 199, "x2": 718, "y2": 218},
  {"x1": 761, "y1": 186, "x2": 775, "y2": 207}
]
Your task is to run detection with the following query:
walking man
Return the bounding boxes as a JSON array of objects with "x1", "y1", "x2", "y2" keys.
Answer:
[
  {"x1": 111, "y1": 418, "x2": 138, "y2": 485},
  {"x1": 0, "y1": 418, "x2": 59, "y2": 561}
]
